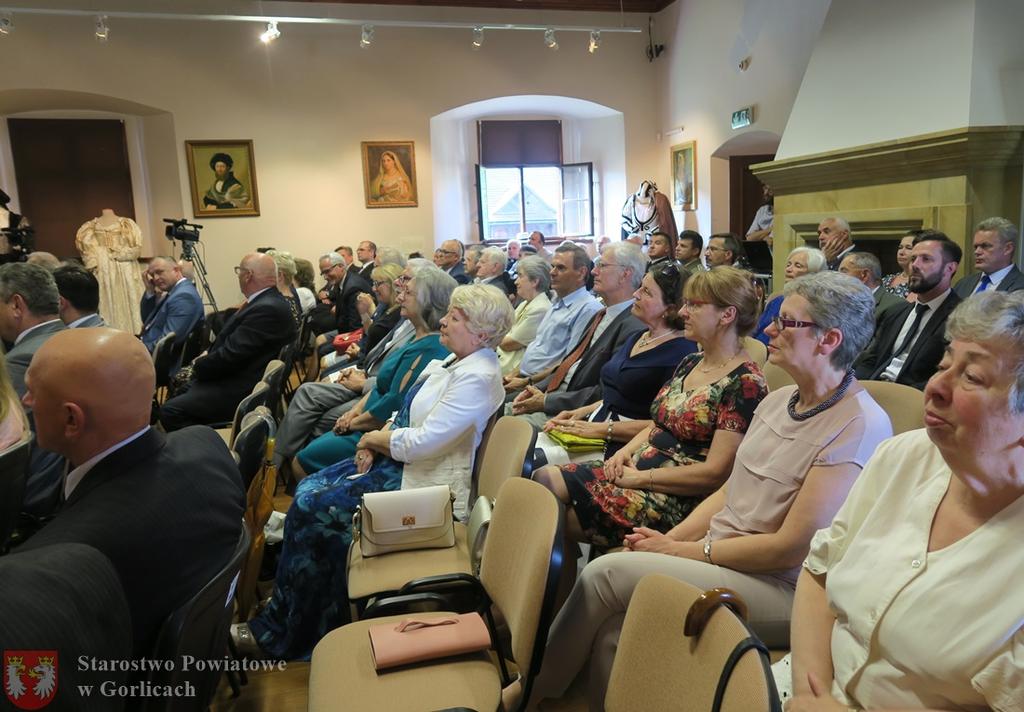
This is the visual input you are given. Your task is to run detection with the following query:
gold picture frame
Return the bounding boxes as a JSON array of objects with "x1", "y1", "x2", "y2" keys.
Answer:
[
  {"x1": 362, "y1": 141, "x2": 418, "y2": 208},
  {"x1": 185, "y1": 139, "x2": 260, "y2": 218},
  {"x1": 670, "y1": 140, "x2": 696, "y2": 211}
]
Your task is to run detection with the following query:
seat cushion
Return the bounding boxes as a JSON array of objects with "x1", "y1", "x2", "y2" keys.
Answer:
[
  {"x1": 216, "y1": 427, "x2": 231, "y2": 445},
  {"x1": 309, "y1": 613, "x2": 500, "y2": 712},
  {"x1": 347, "y1": 523, "x2": 471, "y2": 600}
]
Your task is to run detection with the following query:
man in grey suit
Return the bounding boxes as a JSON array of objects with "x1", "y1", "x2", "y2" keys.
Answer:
[
  {"x1": 839, "y1": 251, "x2": 905, "y2": 319},
  {"x1": 953, "y1": 217, "x2": 1024, "y2": 298},
  {"x1": 53, "y1": 263, "x2": 105, "y2": 328},
  {"x1": 0, "y1": 262, "x2": 67, "y2": 517},
  {"x1": 509, "y1": 241, "x2": 648, "y2": 427}
]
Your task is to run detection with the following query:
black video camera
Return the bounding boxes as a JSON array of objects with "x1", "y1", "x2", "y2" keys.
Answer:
[{"x1": 163, "y1": 218, "x2": 202, "y2": 242}]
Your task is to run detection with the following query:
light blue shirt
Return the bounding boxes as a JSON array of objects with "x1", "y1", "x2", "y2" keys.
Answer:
[{"x1": 518, "y1": 286, "x2": 603, "y2": 376}]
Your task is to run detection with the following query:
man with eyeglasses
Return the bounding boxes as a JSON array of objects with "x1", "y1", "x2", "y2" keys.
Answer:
[
  {"x1": 854, "y1": 233, "x2": 962, "y2": 390},
  {"x1": 313, "y1": 251, "x2": 372, "y2": 338},
  {"x1": 434, "y1": 239, "x2": 470, "y2": 284},
  {"x1": 705, "y1": 233, "x2": 742, "y2": 268},
  {"x1": 160, "y1": 252, "x2": 296, "y2": 430}
]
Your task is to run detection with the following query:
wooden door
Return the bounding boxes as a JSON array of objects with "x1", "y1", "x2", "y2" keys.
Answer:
[{"x1": 729, "y1": 153, "x2": 775, "y2": 238}]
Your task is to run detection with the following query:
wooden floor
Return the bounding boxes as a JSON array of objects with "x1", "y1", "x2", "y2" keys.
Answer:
[{"x1": 210, "y1": 664, "x2": 310, "y2": 712}]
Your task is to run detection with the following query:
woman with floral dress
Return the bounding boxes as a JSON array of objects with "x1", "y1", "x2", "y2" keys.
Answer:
[{"x1": 533, "y1": 266, "x2": 768, "y2": 548}]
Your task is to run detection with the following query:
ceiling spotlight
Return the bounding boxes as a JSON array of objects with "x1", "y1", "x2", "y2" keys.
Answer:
[
  {"x1": 588, "y1": 30, "x2": 601, "y2": 54},
  {"x1": 544, "y1": 28, "x2": 558, "y2": 51},
  {"x1": 360, "y1": 24, "x2": 374, "y2": 49},
  {"x1": 0, "y1": 13, "x2": 13, "y2": 36},
  {"x1": 94, "y1": 15, "x2": 109, "y2": 43},
  {"x1": 472, "y1": 26, "x2": 484, "y2": 50},
  {"x1": 259, "y1": 20, "x2": 280, "y2": 44}
]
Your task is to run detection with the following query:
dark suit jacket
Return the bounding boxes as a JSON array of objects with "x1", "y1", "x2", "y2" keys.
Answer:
[
  {"x1": 481, "y1": 273, "x2": 516, "y2": 297},
  {"x1": 541, "y1": 307, "x2": 646, "y2": 415},
  {"x1": 334, "y1": 271, "x2": 373, "y2": 333},
  {"x1": 193, "y1": 287, "x2": 296, "y2": 399},
  {"x1": 953, "y1": 265, "x2": 1024, "y2": 298},
  {"x1": 854, "y1": 290, "x2": 962, "y2": 390},
  {"x1": 447, "y1": 263, "x2": 471, "y2": 285},
  {"x1": 357, "y1": 262, "x2": 375, "y2": 283},
  {"x1": 140, "y1": 278, "x2": 205, "y2": 351},
  {"x1": 21, "y1": 427, "x2": 244, "y2": 656},
  {"x1": 6, "y1": 319, "x2": 67, "y2": 398},
  {"x1": 873, "y1": 286, "x2": 905, "y2": 320}
]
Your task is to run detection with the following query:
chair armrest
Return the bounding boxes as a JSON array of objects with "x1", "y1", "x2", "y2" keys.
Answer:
[
  {"x1": 398, "y1": 573, "x2": 484, "y2": 597},
  {"x1": 361, "y1": 592, "x2": 451, "y2": 620}
]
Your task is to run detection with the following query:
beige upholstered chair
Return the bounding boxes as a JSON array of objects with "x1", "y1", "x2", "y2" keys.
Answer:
[
  {"x1": 346, "y1": 416, "x2": 537, "y2": 607},
  {"x1": 742, "y1": 336, "x2": 768, "y2": 368},
  {"x1": 215, "y1": 381, "x2": 270, "y2": 448},
  {"x1": 762, "y1": 361, "x2": 795, "y2": 392},
  {"x1": 309, "y1": 477, "x2": 563, "y2": 712},
  {"x1": 605, "y1": 574, "x2": 780, "y2": 712},
  {"x1": 860, "y1": 380, "x2": 925, "y2": 435}
]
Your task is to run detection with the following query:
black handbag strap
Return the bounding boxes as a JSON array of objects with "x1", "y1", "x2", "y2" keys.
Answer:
[{"x1": 711, "y1": 635, "x2": 783, "y2": 712}]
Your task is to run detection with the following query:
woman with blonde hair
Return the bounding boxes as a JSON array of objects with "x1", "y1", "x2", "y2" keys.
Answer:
[
  {"x1": 267, "y1": 249, "x2": 310, "y2": 324},
  {"x1": 372, "y1": 151, "x2": 413, "y2": 203},
  {"x1": 0, "y1": 349, "x2": 26, "y2": 450}
]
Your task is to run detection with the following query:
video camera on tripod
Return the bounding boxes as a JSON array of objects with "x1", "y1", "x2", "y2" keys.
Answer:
[
  {"x1": 162, "y1": 217, "x2": 218, "y2": 312},
  {"x1": 0, "y1": 224, "x2": 34, "y2": 263}
]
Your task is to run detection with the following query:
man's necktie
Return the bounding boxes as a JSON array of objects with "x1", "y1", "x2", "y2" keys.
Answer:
[
  {"x1": 976, "y1": 273, "x2": 993, "y2": 293},
  {"x1": 892, "y1": 303, "x2": 930, "y2": 357},
  {"x1": 546, "y1": 309, "x2": 606, "y2": 392}
]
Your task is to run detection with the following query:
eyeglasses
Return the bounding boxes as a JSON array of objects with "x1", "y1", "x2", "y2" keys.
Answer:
[
  {"x1": 681, "y1": 299, "x2": 712, "y2": 309},
  {"x1": 772, "y1": 316, "x2": 818, "y2": 331},
  {"x1": 233, "y1": 266, "x2": 250, "y2": 275},
  {"x1": 705, "y1": 245, "x2": 726, "y2": 253},
  {"x1": 594, "y1": 260, "x2": 625, "y2": 270},
  {"x1": 372, "y1": 280, "x2": 389, "y2": 288},
  {"x1": 437, "y1": 249, "x2": 460, "y2": 256},
  {"x1": 396, "y1": 274, "x2": 412, "y2": 284}
]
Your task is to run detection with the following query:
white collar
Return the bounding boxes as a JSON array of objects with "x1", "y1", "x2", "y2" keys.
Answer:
[
  {"x1": 64, "y1": 426, "x2": 151, "y2": 498},
  {"x1": 14, "y1": 318, "x2": 62, "y2": 345},
  {"x1": 66, "y1": 314, "x2": 99, "y2": 328},
  {"x1": 246, "y1": 287, "x2": 273, "y2": 303}
]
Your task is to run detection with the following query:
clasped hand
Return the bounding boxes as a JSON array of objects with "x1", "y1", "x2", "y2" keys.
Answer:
[
  {"x1": 784, "y1": 673, "x2": 847, "y2": 712},
  {"x1": 511, "y1": 385, "x2": 545, "y2": 415}
]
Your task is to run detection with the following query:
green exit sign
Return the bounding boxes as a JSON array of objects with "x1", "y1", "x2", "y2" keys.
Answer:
[{"x1": 731, "y1": 106, "x2": 753, "y2": 129}]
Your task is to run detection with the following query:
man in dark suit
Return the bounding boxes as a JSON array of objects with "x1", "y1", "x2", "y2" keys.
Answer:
[
  {"x1": 854, "y1": 233, "x2": 962, "y2": 390},
  {"x1": 818, "y1": 216, "x2": 855, "y2": 271},
  {"x1": 20, "y1": 328, "x2": 244, "y2": 656},
  {"x1": 160, "y1": 252, "x2": 296, "y2": 430},
  {"x1": 436, "y1": 239, "x2": 470, "y2": 284},
  {"x1": 510, "y1": 242, "x2": 648, "y2": 426},
  {"x1": 139, "y1": 256, "x2": 204, "y2": 351},
  {"x1": 331, "y1": 254, "x2": 373, "y2": 333},
  {"x1": 0, "y1": 262, "x2": 67, "y2": 517},
  {"x1": 839, "y1": 251, "x2": 905, "y2": 319},
  {"x1": 475, "y1": 246, "x2": 516, "y2": 297},
  {"x1": 953, "y1": 217, "x2": 1024, "y2": 298},
  {"x1": 53, "y1": 263, "x2": 106, "y2": 328},
  {"x1": 356, "y1": 240, "x2": 377, "y2": 282}
]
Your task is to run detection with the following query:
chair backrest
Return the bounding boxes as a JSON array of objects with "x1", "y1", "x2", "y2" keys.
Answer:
[
  {"x1": 143, "y1": 524, "x2": 250, "y2": 712},
  {"x1": 0, "y1": 434, "x2": 33, "y2": 550},
  {"x1": 261, "y1": 359, "x2": 287, "y2": 420},
  {"x1": 475, "y1": 416, "x2": 538, "y2": 502},
  {"x1": 860, "y1": 380, "x2": 925, "y2": 435},
  {"x1": 479, "y1": 478, "x2": 562, "y2": 709},
  {"x1": 237, "y1": 423, "x2": 279, "y2": 619},
  {"x1": 233, "y1": 407, "x2": 276, "y2": 491},
  {"x1": 605, "y1": 574, "x2": 779, "y2": 712},
  {"x1": 225, "y1": 381, "x2": 270, "y2": 449},
  {"x1": 762, "y1": 361, "x2": 795, "y2": 391},
  {"x1": 742, "y1": 337, "x2": 768, "y2": 368},
  {"x1": 151, "y1": 331, "x2": 177, "y2": 387},
  {"x1": 177, "y1": 319, "x2": 208, "y2": 371}
]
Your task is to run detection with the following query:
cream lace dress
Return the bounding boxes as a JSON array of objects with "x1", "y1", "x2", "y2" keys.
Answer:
[{"x1": 75, "y1": 216, "x2": 145, "y2": 333}]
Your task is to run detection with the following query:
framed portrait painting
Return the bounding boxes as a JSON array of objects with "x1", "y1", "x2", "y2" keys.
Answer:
[
  {"x1": 362, "y1": 141, "x2": 418, "y2": 208},
  {"x1": 670, "y1": 140, "x2": 696, "y2": 211},
  {"x1": 185, "y1": 139, "x2": 260, "y2": 218}
]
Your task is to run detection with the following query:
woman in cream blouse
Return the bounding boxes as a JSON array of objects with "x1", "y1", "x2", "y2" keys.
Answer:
[
  {"x1": 497, "y1": 255, "x2": 551, "y2": 375},
  {"x1": 788, "y1": 291, "x2": 1024, "y2": 711}
]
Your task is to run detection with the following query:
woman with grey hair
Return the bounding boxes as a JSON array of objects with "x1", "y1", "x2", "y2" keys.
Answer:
[
  {"x1": 785, "y1": 290, "x2": 1024, "y2": 709},
  {"x1": 374, "y1": 245, "x2": 407, "y2": 268},
  {"x1": 752, "y1": 246, "x2": 827, "y2": 344},
  {"x1": 293, "y1": 264, "x2": 456, "y2": 475},
  {"x1": 497, "y1": 255, "x2": 552, "y2": 374},
  {"x1": 236, "y1": 283, "x2": 513, "y2": 660},
  {"x1": 527, "y1": 270, "x2": 893, "y2": 711}
]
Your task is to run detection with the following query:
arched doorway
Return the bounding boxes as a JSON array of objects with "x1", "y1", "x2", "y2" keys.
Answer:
[{"x1": 709, "y1": 130, "x2": 781, "y2": 238}]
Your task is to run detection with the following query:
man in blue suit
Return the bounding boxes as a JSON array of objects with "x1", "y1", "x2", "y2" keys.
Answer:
[{"x1": 140, "y1": 256, "x2": 204, "y2": 351}]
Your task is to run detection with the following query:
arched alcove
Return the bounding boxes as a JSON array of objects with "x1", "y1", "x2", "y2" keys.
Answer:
[
  {"x1": 0, "y1": 89, "x2": 182, "y2": 255},
  {"x1": 708, "y1": 130, "x2": 781, "y2": 235},
  {"x1": 430, "y1": 95, "x2": 626, "y2": 244}
]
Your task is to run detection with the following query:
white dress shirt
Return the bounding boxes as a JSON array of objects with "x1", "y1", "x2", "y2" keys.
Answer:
[
  {"x1": 973, "y1": 264, "x2": 1015, "y2": 294},
  {"x1": 880, "y1": 288, "x2": 952, "y2": 382},
  {"x1": 14, "y1": 319, "x2": 63, "y2": 346}
]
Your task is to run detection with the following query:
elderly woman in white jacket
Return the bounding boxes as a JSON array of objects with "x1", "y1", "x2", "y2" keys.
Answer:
[{"x1": 236, "y1": 283, "x2": 514, "y2": 660}]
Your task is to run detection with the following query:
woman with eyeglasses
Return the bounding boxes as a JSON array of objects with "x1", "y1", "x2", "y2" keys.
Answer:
[
  {"x1": 533, "y1": 266, "x2": 765, "y2": 551},
  {"x1": 526, "y1": 271, "x2": 893, "y2": 711},
  {"x1": 752, "y1": 246, "x2": 827, "y2": 344}
]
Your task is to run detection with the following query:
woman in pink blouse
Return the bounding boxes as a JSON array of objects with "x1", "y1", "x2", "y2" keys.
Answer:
[{"x1": 524, "y1": 271, "x2": 894, "y2": 711}]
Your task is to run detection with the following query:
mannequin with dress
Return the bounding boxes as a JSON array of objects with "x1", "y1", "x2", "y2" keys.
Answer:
[
  {"x1": 75, "y1": 208, "x2": 145, "y2": 333},
  {"x1": 620, "y1": 180, "x2": 678, "y2": 245}
]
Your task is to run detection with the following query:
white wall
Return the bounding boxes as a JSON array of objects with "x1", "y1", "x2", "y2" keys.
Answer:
[
  {"x1": 0, "y1": 2, "x2": 659, "y2": 307},
  {"x1": 654, "y1": 0, "x2": 831, "y2": 235},
  {"x1": 968, "y1": 0, "x2": 1024, "y2": 126}
]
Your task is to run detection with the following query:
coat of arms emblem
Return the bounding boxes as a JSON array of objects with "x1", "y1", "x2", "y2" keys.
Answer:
[{"x1": 3, "y1": 651, "x2": 58, "y2": 710}]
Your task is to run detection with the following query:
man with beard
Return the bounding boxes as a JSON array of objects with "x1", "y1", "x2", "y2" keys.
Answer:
[
  {"x1": 203, "y1": 152, "x2": 251, "y2": 210},
  {"x1": 854, "y1": 232, "x2": 962, "y2": 389},
  {"x1": 746, "y1": 184, "x2": 774, "y2": 243}
]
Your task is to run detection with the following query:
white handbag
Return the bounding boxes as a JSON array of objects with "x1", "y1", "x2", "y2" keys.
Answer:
[{"x1": 355, "y1": 485, "x2": 456, "y2": 557}]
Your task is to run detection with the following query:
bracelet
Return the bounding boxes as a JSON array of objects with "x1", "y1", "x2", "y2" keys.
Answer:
[
  {"x1": 703, "y1": 532, "x2": 713, "y2": 564},
  {"x1": 605, "y1": 420, "x2": 614, "y2": 443}
]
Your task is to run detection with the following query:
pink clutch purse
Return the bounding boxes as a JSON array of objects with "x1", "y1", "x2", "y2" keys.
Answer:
[{"x1": 368, "y1": 614, "x2": 492, "y2": 671}]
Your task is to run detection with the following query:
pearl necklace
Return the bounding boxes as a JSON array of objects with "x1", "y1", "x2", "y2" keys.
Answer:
[
  {"x1": 638, "y1": 329, "x2": 678, "y2": 349},
  {"x1": 787, "y1": 369, "x2": 855, "y2": 421}
]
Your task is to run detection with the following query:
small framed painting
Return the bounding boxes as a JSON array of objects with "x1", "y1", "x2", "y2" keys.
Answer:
[
  {"x1": 670, "y1": 140, "x2": 696, "y2": 211},
  {"x1": 185, "y1": 139, "x2": 260, "y2": 218},
  {"x1": 362, "y1": 141, "x2": 418, "y2": 208}
]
